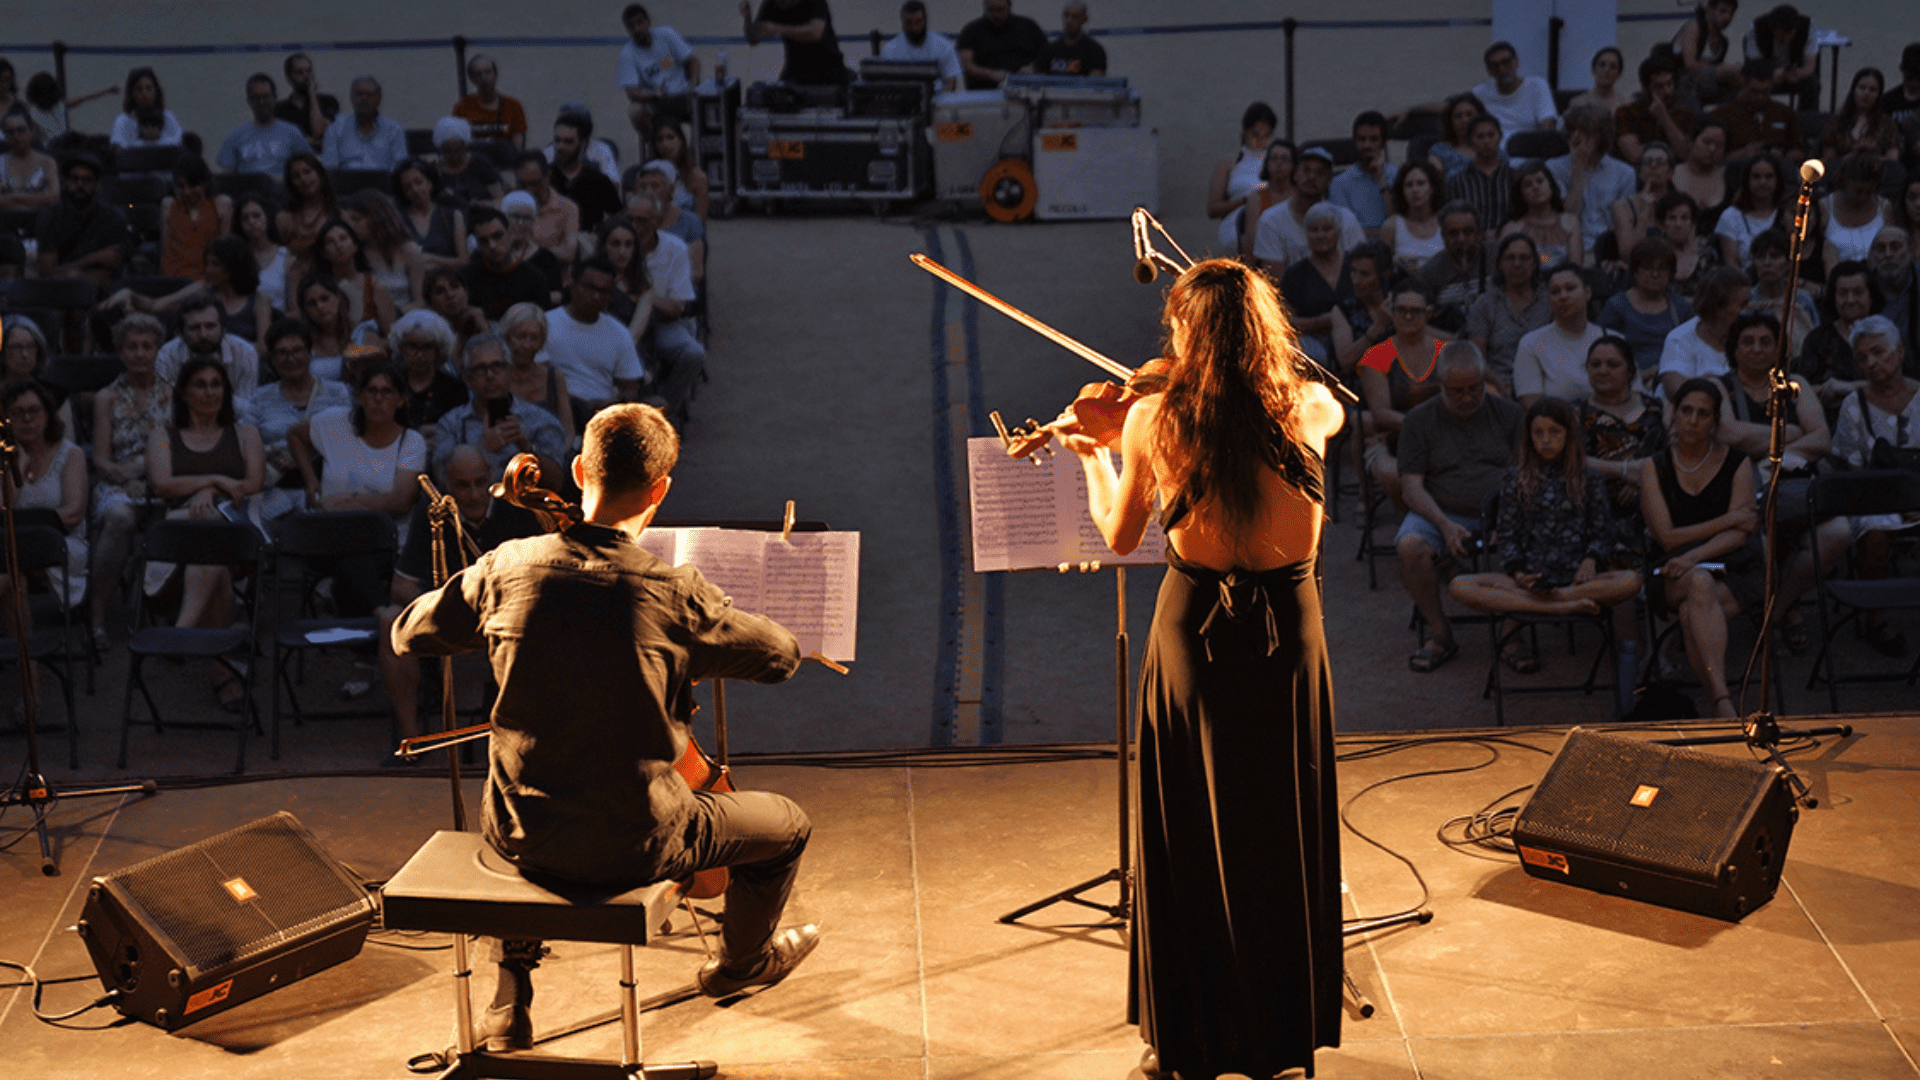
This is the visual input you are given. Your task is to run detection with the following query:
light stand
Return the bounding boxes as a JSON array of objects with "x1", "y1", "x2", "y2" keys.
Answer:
[
  {"x1": 0, "y1": 417, "x2": 153, "y2": 875},
  {"x1": 1657, "y1": 160, "x2": 1853, "y2": 803}
]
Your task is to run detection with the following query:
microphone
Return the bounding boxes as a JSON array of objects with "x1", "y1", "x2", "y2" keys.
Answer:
[
  {"x1": 1799, "y1": 159, "x2": 1824, "y2": 184},
  {"x1": 1131, "y1": 208, "x2": 1157, "y2": 284}
]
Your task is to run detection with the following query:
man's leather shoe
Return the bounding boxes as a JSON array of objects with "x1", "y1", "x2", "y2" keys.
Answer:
[
  {"x1": 696, "y1": 924, "x2": 821, "y2": 997},
  {"x1": 474, "y1": 1003, "x2": 532, "y2": 1052}
]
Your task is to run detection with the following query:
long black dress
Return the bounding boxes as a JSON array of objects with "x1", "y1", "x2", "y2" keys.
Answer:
[{"x1": 1131, "y1": 444, "x2": 1343, "y2": 1079}]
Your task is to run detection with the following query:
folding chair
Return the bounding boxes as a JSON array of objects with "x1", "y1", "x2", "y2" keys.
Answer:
[
  {"x1": 1804, "y1": 470, "x2": 1920, "y2": 711},
  {"x1": 1506, "y1": 130, "x2": 1569, "y2": 162},
  {"x1": 0, "y1": 523, "x2": 84, "y2": 769},
  {"x1": 213, "y1": 172, "x2": 281, "y2": 202},
  {"x1": 111, "y1": 144, "x2": 182, "y2": 176},
  {"x1": 116, "y1": 519, "x2": 263, "y2": 773},
  {"x1": 1353, "y1": 424, "x2": 1400, "y2": 590},
  {"x1": 268, "y1": 511, "x2": 398, "y2": 759},
  {"x1": 7, "y1": 278, "x2": 98, "y2": 353},
  {"x1": 328, "y1": 169, "x2": 391, "y2": 198},
  {"x1": 471, "y1": 141, "x2": 521, "y2": 171}
]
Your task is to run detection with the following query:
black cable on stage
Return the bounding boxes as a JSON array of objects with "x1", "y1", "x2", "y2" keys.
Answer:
[{"x1": 0, "y1": 959, "x2": 119, "y2": 1025}]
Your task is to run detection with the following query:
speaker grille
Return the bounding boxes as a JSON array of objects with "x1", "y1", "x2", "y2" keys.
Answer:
[
  {"x1": 1523, "y1": 733, "x2": 1770, "y2": 878},
  {"x1": 111, "y1": 814, "x2": 368, "y2": 973}
]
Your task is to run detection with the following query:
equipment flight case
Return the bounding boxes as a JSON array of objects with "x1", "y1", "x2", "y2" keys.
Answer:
[{"x1": 735, "y1": 108, "x2": 929, "y2": 203}]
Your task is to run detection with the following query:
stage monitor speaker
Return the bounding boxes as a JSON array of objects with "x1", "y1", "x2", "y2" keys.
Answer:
[
  {"x1": 77, "y1": 811, "x2": 375, "y2": 1030},
  {"x1": 1511, "y1": 728, "x2": 1797, "y2": 921}
]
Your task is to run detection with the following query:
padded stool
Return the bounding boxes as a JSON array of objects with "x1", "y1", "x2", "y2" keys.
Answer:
[{"x1": 382, "y1": 830, "x2": 715, "y2": 1079}]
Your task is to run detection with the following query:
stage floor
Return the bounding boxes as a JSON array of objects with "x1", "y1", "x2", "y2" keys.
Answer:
[{"x1": 3, "y1": 716, "x2": 1917, "y2": 1080}]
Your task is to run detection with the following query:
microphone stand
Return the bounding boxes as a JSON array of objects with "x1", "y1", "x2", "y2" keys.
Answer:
[
  {"x1": 1655, "y1": 164, "x2": 1852, "y2": 807},
  {"x1": 0, "y1": 417, "x2": 154, "y2": 875},
  {"x1": 418, "y1": 474, "x2": 479, "y2": 831}
]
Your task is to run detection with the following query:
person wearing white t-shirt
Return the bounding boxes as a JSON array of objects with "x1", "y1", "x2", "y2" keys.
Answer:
[
  {"x1": 619, "y1": 4, "x2": 701, "y2": 149},
  {"x1": 1512, "y1": 264, "x2": 1603, "y2": 405},
  {"x1": 544, "y1": 254, "x2": 646, "y2": 423},
  {"x1": 1656, "y1": 266, "x2": 1749, "y2": 398},
  {"x1": 1252, "y1": 147, "x2": 1364, "y2": 271},
  {"x1": 1473, "y1": 41, "x2": 1559, "y2": 152},
  {"x1": 880, "y1": 2, "x2": 962, "y2": 92},
  {"x1": 630, "y1": 192, "x2": 707, "y2": 424}
]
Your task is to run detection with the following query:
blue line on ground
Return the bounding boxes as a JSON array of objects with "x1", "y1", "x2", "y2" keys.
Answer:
[
  {"x1": 953, "y1": 230, "x2": 1004, "y2": 745},
  {"x1": 925, "y1": 228, "x2": 962, "y2": 748}
]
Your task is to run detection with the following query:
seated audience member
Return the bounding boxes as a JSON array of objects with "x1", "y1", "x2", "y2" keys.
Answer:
[
  {"x1": 595, "y1": 218, "x2": 656, "y2": 357},
  {"x1": 1500, "y1": 161, "x2": 1581, "y2": 269},
  {"x1": 109, "y1": 67, "x2": 183, "y2": 148},
  {"x1": 146, "y1": 356, "x2": 266, "y2": 711},
  {"x1": 513, "y1": 154, "x2": 582, "y2": 265},
  {"x1": 277, "y1": 151, "x2": 339, "y2": 261},
  {"x1": 1381, "y1": 160, "x2": 1445, "y2": 275},
  {"x1": 1871, "y1": 227, "x2": 1918, "y2": 360},
  {"x1": 0, "y1": 379, "x2": 89, "y2": 634},
  {"x1": 1744, "y1": 3, "x2": 1818, "y2": 107},
  {"x1": 1428, "y1": 94, "x2": 1489, "y2": 179},
  {"x1": 1660, "y1": 266, "x2": 1750, "y2": 397},
  {"x1": 376, "y1": 444, "x2": 542, "y2": 739},
  {"x1": 1445, "y1": 114, "x2": 1511, "y2": 239},
  {"x1": 423, "y1": 266, "x2": 491, "y2": 360},
  {"x1": 1334, "y1": 241, "x2": 1394, "y2": 375},
  {"x1": 1513, "y1": 263, "x2": 1602, "y2": 405},
  {"x1": 1033, "y1": 2, "x2": 1105, "y2": 77},
  {"x1": 956, "y1": 0, "x2": 1045, "y2": 89},
  {"x1": 393, "y1": 158, "x2": 467, "y2": 269},
  {"x1": 249, "y1": 317, "x2": 352, "y2": 522},
  {"x1": 276, "y1": 53, "x2": 339, "y2": 152},
  {"x1": 1207, "y1": 101, "x2": 1276, "y2": 224},
  {"x1": 1473, "y1": 41, "x2": 1558, "y2": 150},
  {"x1": 1448, "y1": 396, "x2": 1640, "y2": 667},
  {"x1": 1360, "y1": 279, "x2": 1449, "y2": 511},
  {"x1": 1820, "y1": 152, "x2": 1891, "y2": 274},
  {"x1": 1569, "y1": 46, "x2": 1627, "y2": 115},
  {"x1": 1714, "y1": 154, "x2": 1786, "y2": 268},
  {"x1": 156, "y1": 295, "x2": 262, "y2": 401},
  {"x1": 160, "y1": 156, "x2": 233, "y2": 282},
  {"x1": 25, "y1": 70, "x2": 116, "y2": 142},
  {"x1": 1776, "y1": 316, "x2": 1920, "y2": 656},
  {"x1": 296, "y1": 273, "x2": 378, "y2": 382},
  {"x1": 1674, "y1": 0, "x2": 1743, "y2": 112},
  {"x1": 1821, "y1": 68, "x2": 1902, "y2": 166},
  {"x1": 638, "y1": 160, "x2": 704, "y2": 280},
  {"x1": 1617, "y1": 54, "x2": 1698, "y2": 164},
  {"x1": 1708, "y1": 60, "x2": 1804, "y2": 164},
  {"x1": 309, "y1": 216, "x2": 399, "y2": 336},
  {"x1": 90, "y1": 315, "x2": 173, "y2": 646},
  {"x1": 1716, "y1": 311, "x2": 1829, "y2": 474},
  {"x1": 434, "y1": 117, "x2": 505, "y2": 207},
  {"x1": 544, "y1": 254, "x2": 646, "y2": 424},
  {"x1": 1794, "y1": 260, "x2": 1881, "y2": 415},
  {"x1": 1744, "y1": 228, "x2": 1818, "y2": 358},
  {"x1": 651, "y1": 119, "x2": 709, "y2": 220},
  {"x1": 36, "y1": 153, "x2": 128, "y2": 291},
  {"x1": 1328, "y1": 111, "x2": 1397, "y2": 235},
  {"x1": 619, "y1": 4, "x2": 700, "y2": 147},
  {"x1": 1599, "y1": 236, "x2": 1693, "y2": 382},
  {"x1": 546, "y1": 102, "x2": 623, "y2": 184},
  {"x1": 1611, "y1": 140, "x2": 1677, "y2": 253},
  {"x1": 630, "y1": 193, "x2": 707, "y2": 422},
  {"x1": 1277, "y1": 203, "x2": 1353, "y2": 366},
  {"x1": 1253, "y1": 147, "x2": 1362, "y2": 272},
  {"x1": 433, "y1": 332, "x2": 570, "y2": 483},
  {"x1": 342, "y1": 189, "x2": 426, "y2": 313},
  {"x1": 1397, "y1": 342, "x2": 1527, "y2": 673},
  {"x1": 104, "y1": 234, "x2": 271, "y2": 352},
  {"x1": 500, "y1": 302, "x2": 578, "y2": 437},
  {"x1": 0, "y1": 110, "x2": 59, "y2": 212},
  {"x1": 501, "y1": 191, "x2": 566, "y2": 303},
  {"x1": 1233, "y1": 138, "x2": 1296, "y2": 258},
  {"x1": 220, "y1": 73, "x2": 308, "y2": 178},
  {"x1": 453, "y1": 54, "x2": 528, "y2": 149},
  {"x1": 1414, "y1": 201, "x2": 1493, "y2": 333},
  {"x1": 743, "y1": 0, "x2": 850, "y2": 86},
  {"x1": 1673, "y1": 118, "x2": 1729, "y2": 212},
  {"x1": 1580, "y1": 335, "x2": 1670, "y2": 566},
  {"x1": 321, "y1": 76, "x2": 408, "y2": 172},
  {"x1": 881, "y1": 1, "x2": 962, "y2": 92},
  {"x1": 1468, "y1": 233, "x2": 1550, "y2": 394},
  {"x1": 1, "y1": 317, "x2": 75, "y2": 434},
  {"x1": 1546, "y1": 103, "x2": 1637, "y2": 258},
  {"x1": 1656, "y1": 190, "x2": 1723, "y2": 299},
  {"x1": 1642, "y1": 377, "x2": 1760, "y2": 718},
  {"x1": 1883, "y1": 44, "x2": 1920, "y2": 129},
  {"x1": 548, "y1": 112, "x2": 623, "y2": 233},
  {"x1": 389, "y1": 309, "x2": 470, "y2": 437},
  {"x1": 461, "y1": 206, "x2": 552, "y2": 321}
]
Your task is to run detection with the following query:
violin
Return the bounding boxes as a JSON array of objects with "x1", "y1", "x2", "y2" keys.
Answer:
[{"x1": 1002, "y1": 358, "x2": 1173, "y2": 460}]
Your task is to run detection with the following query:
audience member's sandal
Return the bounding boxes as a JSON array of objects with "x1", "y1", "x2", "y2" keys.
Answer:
[
  {"x1": 1500, "y1": 642, "x2": 1540, "y2": 675},
  {"x1": 1866, "y1": 620, "x2": 1908, "y2": 658},
  {"x1": 1408, "y1": 637, "x2": 1457, "y2": 673},
  {"x1": 213, "y1": 677, "x2": 247, "y2": 714},
  {"x1": 1781, "y1": 612, "x2": 1809, "y2": 655}
]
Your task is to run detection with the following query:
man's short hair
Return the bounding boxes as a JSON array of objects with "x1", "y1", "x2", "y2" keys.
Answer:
[
  {"x1": 576, "y1": 252, "x2": 619, "y2": 280},
  {"x1": 58, "y1": 152, "x2": 102, "y2": 180},
  {"x1": 461, "y1": 331, "x2": 508, "y2": 374},
  {"x1": 581, "y1": 404, "x2": 679, "y2": 499},
  {"x1": 1637, "y1": 53, "x2": 1678, "y2": 89},
  {"x1": 622, "y1": 3, "x2": 650, "y2": 23},
  {"x1": 515, "y1": 151, "x2": 550, "y2": 176},
  {"x1": 1437, "y1": 199, "x2": 1480, "y2": 227},
  {"x1": 353, "y1": 76, "x2": 382, "y2": 95},
  {"x1": 1562, "y1": 102, "x2": 1613, "y2": 146},
  {"x1": 1437, "y1": 339, "x2": 1486, "y2": 375},
  {"x1": 247, "y1": 73, "x2": 276, "y2": 96},
  {"x1": 467, "y1": 53, "x2": 496, "y2": 78},
  {"x1": 1543, "y1": 261, "x2": 1586, "y2": 290},
  {"x1": 1903, "y1": 43, "x2": 1920, "y2": 80},
  {"x1": 901, "y1": 0, "x2": 927, "y2": 15},
  {"x1": 554, "y1": 110, "x2": 592, "y2": 141},
  {"x1": 283, "y1": 52, "x2": 310, "y2": 80},
  {"x1": 1465, "y1": 113, "x2": 1502, "y2": 141},
  {"x1": 1351, "y1": 110, "x2": 1388, "y2": 139},
  {"x1": 469, "y1": 205, "x2": 508, "y2": 232},
  {"x1": 1484, "y1": 41, "x2": 1516, "y2": 66},
  {"x1": 113, "y1": 312, "x2": 166, "y2": 349},
  {"x1": 179, "y1": 294, "x2": 224, "y2": 323}
]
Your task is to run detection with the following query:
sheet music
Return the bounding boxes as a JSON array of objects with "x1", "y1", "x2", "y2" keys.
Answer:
[
  {"x1": 642, "y1": 525, "x2": 860, "y2": 661},
  {"x1": 967, "y1": 437, "x2": 1164, "y2": 572},
  {"x1": 678, "y1": 528, "x2": 769, "y2": 612}
]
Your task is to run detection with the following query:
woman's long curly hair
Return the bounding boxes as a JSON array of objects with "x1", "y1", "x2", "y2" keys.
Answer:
[{"x1": 1153, "y1": 258, "x2": 1313, "y2": 539}]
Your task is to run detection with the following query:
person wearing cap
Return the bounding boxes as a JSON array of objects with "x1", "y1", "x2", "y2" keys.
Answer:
[
  {"x1": 453, "y1": 53, "x2": 528, "y2": 149},
  {"x1": 1253, "y1": 145, "x2": 1363, "y2": 272},
  {"x1": 434, "y1": 117, "x2": 505, "y2": 208},
  {"x1": 620, "y1": 3, "x2": 700, "y2": 155},
  {"x1": 219, "y1": 73, "x2": 309, "y2": 178},
  {"x1": 546, "y1": 112, "x2": 623, "y2": 232},
  {"x1": 36, "y1": 153, "x2": 129, "y2": 291}
]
